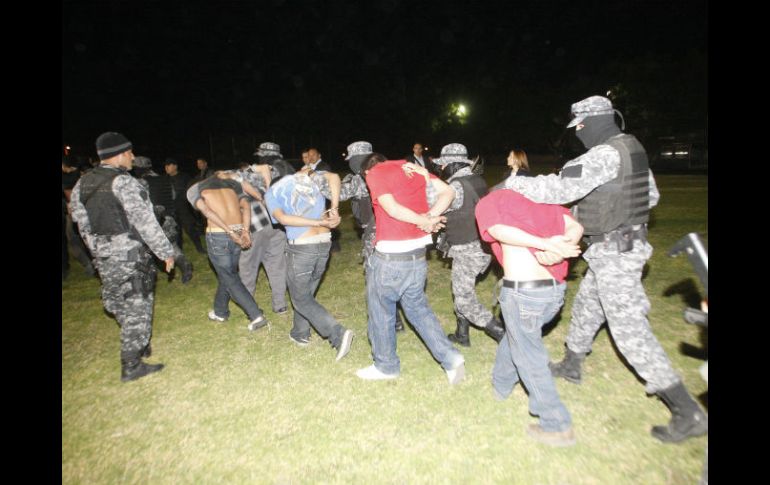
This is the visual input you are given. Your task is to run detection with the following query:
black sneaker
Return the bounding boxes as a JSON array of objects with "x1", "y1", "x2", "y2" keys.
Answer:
[
  {"x1": 289, "y1": 335, "x2": 310, "y2": 347},
  {"x1": 335, "y1": 329, "x2": 354, "y2": 361},
  {"x1": 248, "y1": 315, "x2": 270, "y2": 331}
]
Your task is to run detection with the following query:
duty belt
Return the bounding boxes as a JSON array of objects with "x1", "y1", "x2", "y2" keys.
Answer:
[{"x1": 584, "y1": 224, "x2": 647, "y2": 245}]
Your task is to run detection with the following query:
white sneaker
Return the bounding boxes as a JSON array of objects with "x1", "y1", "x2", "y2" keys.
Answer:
[
  {"x1": 356, "y1": 365, "x2": 399, "y2": 381},
  {"x1": 335, "y1": 329, "x2": 354, "y2": 362},
  {"x1": 446, "y1": 362, "x2": 466, "y2": 385},
  {"x1": 208, "y1": 310, "x2": 226, "y2": 322}
]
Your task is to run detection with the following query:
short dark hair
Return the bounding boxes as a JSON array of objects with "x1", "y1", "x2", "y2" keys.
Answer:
[{"x1": 361, "y1": 152, "x2": 387, "y2": 173}]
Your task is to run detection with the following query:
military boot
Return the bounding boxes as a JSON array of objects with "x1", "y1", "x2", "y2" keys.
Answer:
[
  {"x1": 177, "y1": 255, "x2": 193, "y2": 284},
  {"x1": 121, "y1": 351, "x2": 164, "y2": 383},
  {"x1": 448, "y1": 316, "x2": 471, "y2": 347},
  {"x1": 483, "y1": 316, "x2": 506, "y2": 343},
  {"x1": 651, "y1": 381, "x2": 708, "y2": 443},
  {"x1": 548, "y1": 347, "x2": 586, "y2": 384},
  {"x1": 141, "y1": 342, "x2": 152, "y2": 358}
]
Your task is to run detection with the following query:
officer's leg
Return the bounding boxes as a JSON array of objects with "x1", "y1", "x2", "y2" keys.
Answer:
[
  {"x1": 594, "y1": 242, "x2": 680, "y2": 393},
  {"x1": 100, "y1": 260, "x2": 162, "y2": 381},
  {"x1": 550, "y1": 266, "x2": 604, "y2": 383},
  {"x1": 564, "y1": 266, "x2": 606, "y2": 354}
]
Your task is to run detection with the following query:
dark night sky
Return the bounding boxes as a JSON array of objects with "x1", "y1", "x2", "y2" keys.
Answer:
[{"x1": 62, "y1": 0, "x2": 708, "y2": 167}]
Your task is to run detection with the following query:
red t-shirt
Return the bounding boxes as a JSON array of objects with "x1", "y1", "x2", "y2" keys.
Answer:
[
  {"x1": 366, "y1": 160, "x2": 436, "y2": 243},
  {"x1": 475, "y1": 190, "x2": 572, "y2": 282}
]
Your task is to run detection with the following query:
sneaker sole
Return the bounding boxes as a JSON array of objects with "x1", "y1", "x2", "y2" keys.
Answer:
[
  {"x1": 289, "y1": 336, "x2": 310, "y2": 347},
  {"x1": 335, "y1": 330, "x2": 354, "y2": 361},
  {"x1": 248, "y1": 317, "x2": 270, "y2": 331}
]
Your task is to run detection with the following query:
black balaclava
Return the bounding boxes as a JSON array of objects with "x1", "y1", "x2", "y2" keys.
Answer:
[
  {"x1": 348, "y1": 154, "x2": 369, "y2": 175},
  {"x1": 441, "y1": 161, "x2": 469, "y2": 181},
  {"x1": 575, "y1": 114, "x2": 622, "y2": 149},
  {"x1": 132, "y1": 166, "x2": 151, "y2": 178}
]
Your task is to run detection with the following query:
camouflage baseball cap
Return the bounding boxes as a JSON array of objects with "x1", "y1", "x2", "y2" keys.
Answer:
[
  {"x1": 567, "y1": 95, "x2": 615, "y2": 128},
  {"x1": 345, "y1": 141, "x2": 372, "y2": 160},
  {"x1": 132, "y1": 156, "x2": 152, "y2": 168},
  {"x1": 253, "y1": 141, "x2": 281, "y2": 157},
  {"x1": 433, "y1": 143, "x2": 472, "y2": 166}
]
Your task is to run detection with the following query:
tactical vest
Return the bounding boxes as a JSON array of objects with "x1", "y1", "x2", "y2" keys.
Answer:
[
  {"x1": 78, "y1": 166, "x2": 133, "y2": 236},
  {"x1": 445, "y1": 174, "x2": 488, "y2": 246},
  {"x1": 576, "y1": 134, "x2": 650, "y2": 235},
  {"x1": 351, "y1": 196, "x2": 374, "y2": 229},
  {"x1": 143, "y1": 174, "x2": 175, "y2": 219}
]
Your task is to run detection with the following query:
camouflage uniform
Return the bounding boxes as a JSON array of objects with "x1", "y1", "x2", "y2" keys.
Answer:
[
  {"x1": 134, "y1": 168, "x2": 183, "y2": 264},
  {"x1": 340, "y1": 172, "x2": 376, "y2": 261},
  {"x1": 444, "y1": 168, "x2": 494, "y2": 327},
  {"x1": 503, "y1": 103, "x2": 679, "y2": 394},
  {"x1": 71, "y1": 165, "x2": 174, "y2": 365}
]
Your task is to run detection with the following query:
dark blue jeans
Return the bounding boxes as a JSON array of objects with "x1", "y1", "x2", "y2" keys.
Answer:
[
  {"x1": 365, "y1": 251, "x2": 463, "y2": 375},
  {"x1": 492, "y1": 282, "x2": 572, "y2": 432},
  {"x1": 206, "y1": 232, "x2": 263, "y2": 321},
  {"x1": 286, "y1": 242, "x2": 344, "y2": 348}
]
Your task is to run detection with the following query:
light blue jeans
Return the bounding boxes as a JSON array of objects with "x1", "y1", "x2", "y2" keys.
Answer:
[
  {"x1": 365, "y1": 250, "x2": 463, "y2": 375},
  {"x1": 492, "y1": 282, "x2": 572, "y2": 432}
]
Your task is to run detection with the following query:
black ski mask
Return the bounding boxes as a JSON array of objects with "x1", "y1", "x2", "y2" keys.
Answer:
[
  {"x1": 440, "y1": 161, "x2": 469, "y2": 181},
  {"x1": 575, "y1": 114, "x2": 622, "y2": 149}
]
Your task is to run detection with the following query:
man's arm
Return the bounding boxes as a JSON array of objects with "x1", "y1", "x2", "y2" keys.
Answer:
[
  {"x1": 323, "y1": 171, "x2": 341, "y2": 214},
  {"x1": 504, "y1": 146, "x2": 620, "y2": 204},
  {"x1": 425, "y1": 177, "x2": 456, "y2": 217},
  {"x1": 241, "y1": 180, "x2": 263, "y2": 202},
  {"x1": 377, "y1": 194, "x2": 445, "y2": 233},
  {"x1": 69, "y1": 181, "x2": 95, "y2": 251},
  {"x1": 270, "y1": 207, "x2": 340, "y2": 229},
  {"x1": 487, "y1": 223, "x2": 582, "y2": 259},
  {"x1": 113, "y1": 175, "x2": 175, "y2": 267},
  {"x1": 238, "y1": 197, "x2": 252, "y2": 248},
  {"x1": 339, "y1": 173, "x2": 369, "y2": 201},
  {"x1": 534, "y1": 214, "x2": 584, "y2": 266}
]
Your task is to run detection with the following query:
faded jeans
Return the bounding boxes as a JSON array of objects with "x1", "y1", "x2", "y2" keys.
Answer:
[
  {"x1": 206, "y1": 232, "x2": 264, "y2": 321},
  {"x1": 492, "y1": 282, "x2": 572, "y2": 432},
  {"x1": 365, "y1": 250, "x2": 463, "y2": 375},
  {"x1": 286, "y1": 242, "x2": 345, "y2": 348}
]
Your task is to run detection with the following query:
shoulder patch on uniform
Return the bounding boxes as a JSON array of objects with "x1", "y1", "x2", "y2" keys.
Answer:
[{"x1": 560, "y1": 164, "x2": 582, "y2": 178}]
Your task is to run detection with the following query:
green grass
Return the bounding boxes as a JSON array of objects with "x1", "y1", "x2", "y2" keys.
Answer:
[{"x1": 62, "y1": 168, "x2": 707, "y2": 484}]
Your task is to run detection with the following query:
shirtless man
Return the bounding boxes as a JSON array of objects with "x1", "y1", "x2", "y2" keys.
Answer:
[
  {"x1": 475, "y1": 189, "x2": 583, "y2": 447},
  {"x1": 187, "y1": 171, "x2": 269, "y2": 331}
]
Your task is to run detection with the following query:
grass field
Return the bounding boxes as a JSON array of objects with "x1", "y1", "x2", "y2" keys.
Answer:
[{"x1": 62, "y1": 167, "x2": 707, "y2": 484}]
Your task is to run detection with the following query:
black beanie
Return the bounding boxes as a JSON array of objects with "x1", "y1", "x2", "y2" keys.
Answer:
[{"x1": 95, "y1": 132, "x2": 133, "y2": 160}]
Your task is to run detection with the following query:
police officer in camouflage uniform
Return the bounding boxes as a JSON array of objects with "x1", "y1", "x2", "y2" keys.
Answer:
[
  {"x1": 503, "y1": 96, "x2": 707, "y2": 442},
  {"x1": 70, "y1": 132, "x2": 175, "y2": 382},
  {"x1": 340, "y1": 141, "x2": 406, "y2": 332},
  {"x1": 132, "y1": 156, "x2": 193, "y2": 284},
  {"x1": 428, "y1": 144, "x2": 505, "y2": 346}
]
